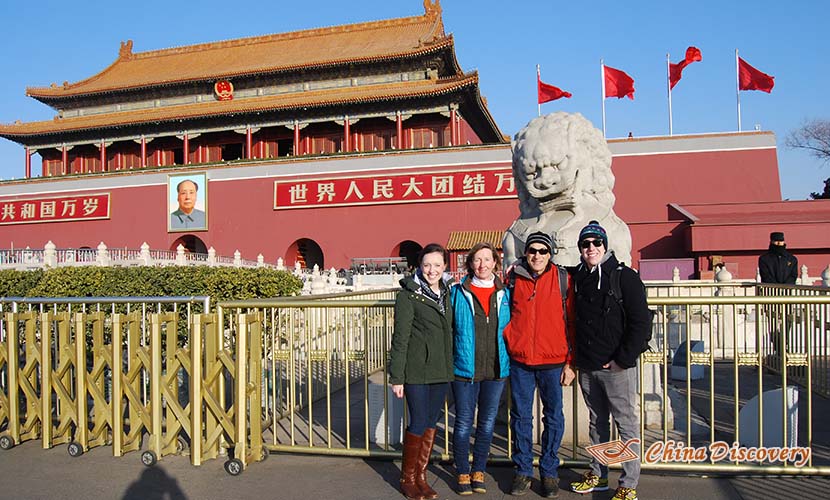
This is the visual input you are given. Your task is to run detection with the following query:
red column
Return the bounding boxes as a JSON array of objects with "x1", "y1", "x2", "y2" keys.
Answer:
[
  {"x1": 293, "y1": 121, "x2": 301, "y2": 155},
  {"x1": 246, "y1": 126, "x2": 253, "y2": 159},
  {"x1": 25, "y1": 147, "x2": 31, "y2": 178},
  {"x1": 396, "y1": 111, "x2": 403, "y2": 149},
  {"x1": 99, "y1": 140, "x2": 106, "y2": 172},
  {"x1": 344, "y1": 116, "x2": 350, "y2": 152},
  {"x1": 61, "y1": 145, "x2": 68, "y2": 175},
  {"x1": 183, "y1": 134, "x2": 190, "y2": 165},
  {"x1": 140, "y1": 136, "x2": 147, "y2": 168},
  {"x1": 450, "y1": 109, "x2": 458, "y2": 146}
]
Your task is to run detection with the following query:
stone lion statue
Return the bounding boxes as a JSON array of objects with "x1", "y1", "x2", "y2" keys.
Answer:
[{"x1": 503, "y1": 112, "x2": 632, "y2": 267}]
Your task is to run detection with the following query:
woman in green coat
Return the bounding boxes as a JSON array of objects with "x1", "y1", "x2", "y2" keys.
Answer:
[{"x1": 389, "y1": 243, "x2": 453, "y2": 500}]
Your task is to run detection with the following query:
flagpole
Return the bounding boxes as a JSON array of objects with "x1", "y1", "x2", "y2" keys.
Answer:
[
  {"x1": 536, "y1": 65, "x2": 541, "y2": 117},
  {"x1": 667, "y1": 53, "x2": 673, "y2": 136},
  {"x1": 600, "y1": 59, "x2": 606, "y2": 137},
  {"x1": 736, "y1": 49, "x2": 742, "y2": 132}
]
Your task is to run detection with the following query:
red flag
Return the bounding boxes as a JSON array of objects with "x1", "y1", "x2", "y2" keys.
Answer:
[
  {"x1": 538, "y1": 75, "x2": 572, "y2": 103},
  {"x1": 738, "y1": 57, "x2": 774, "y2": 93},
  {"x1": 669, "y1": 46, "x2": 702, "y2": 90},
  {"x1": 604, "y1": 65, "x2": 635, "y2": 100}
]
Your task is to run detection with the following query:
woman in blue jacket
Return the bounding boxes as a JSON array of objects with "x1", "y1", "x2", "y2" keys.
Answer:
[{"x1": 450, "y1": 242, "x2": 511, "y2": 495}]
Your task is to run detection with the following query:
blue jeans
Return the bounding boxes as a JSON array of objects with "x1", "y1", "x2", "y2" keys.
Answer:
[
  {"x1": 404, "y1": 383, "x2": 448, "y2": 436},
  {"x1": 451, "y1": 379, "x2": 506, "y2": 474},
  {"x1": 509, "y1": 361, "x2": 564, "y2": 478}
]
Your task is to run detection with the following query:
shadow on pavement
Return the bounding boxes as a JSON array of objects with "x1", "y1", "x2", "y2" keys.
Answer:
[{"x1": 122, "y1": 466, "x2": 188, "y2": 500}]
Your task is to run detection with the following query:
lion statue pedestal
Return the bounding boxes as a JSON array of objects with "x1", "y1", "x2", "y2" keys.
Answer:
[{"x1": 503, "y1": 112, "x2": 632, "y2": 267}]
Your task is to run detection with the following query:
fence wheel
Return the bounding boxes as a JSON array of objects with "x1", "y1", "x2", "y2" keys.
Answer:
[
  {"x1": 0, "y1": 435, "x2": 15, "y2": 450},
  {"x1": 176, "y1": 436, "x2": 189, "y2": 455},
  {"x1": 68, "y1": 442, "x2": 84, "y2": 457},
  {"x1": 224, "y1": 458, "x2": 243, "y2": 476},
  {"x1": 260, "y1": 448, "x2": 269, "y2": 462},
  {"x1": 141, "y1": 450, "x2": 158, "y2": 467}
]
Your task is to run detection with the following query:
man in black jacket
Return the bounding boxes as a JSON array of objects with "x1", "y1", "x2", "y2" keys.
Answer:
[
  {"x1": 569, "y1": 221, "x2": 651, "y2": 500},
  {"x1": 758, "y1": 232, "x2": 798, "y2": 284},
  {"x1": 758, "y1": 231, "x2": 799, "y2": 363}
]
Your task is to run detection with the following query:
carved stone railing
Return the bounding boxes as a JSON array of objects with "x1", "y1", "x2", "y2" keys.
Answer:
[{"x1": 0, "y1": 241, "x2": 267, "y2": 270}]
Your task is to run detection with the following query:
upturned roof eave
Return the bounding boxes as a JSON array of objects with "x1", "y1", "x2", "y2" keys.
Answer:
[
  {"x1": 26, "y1": 37, "x2": 456, "y2": 104},
  {"x1": 2, "y1": 75, "x2": 486, "y2": 142}
]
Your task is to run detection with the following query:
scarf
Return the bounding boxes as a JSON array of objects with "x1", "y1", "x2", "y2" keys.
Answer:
[
  {"x1": 471, "y1": 275, "x2": 495, "y2": 288},
  {"x1": 415, "y1": 269, "x2": 446, "y2": 313}
]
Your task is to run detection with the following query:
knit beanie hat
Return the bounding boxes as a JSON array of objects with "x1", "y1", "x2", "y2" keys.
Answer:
[
  {"x1": 524, "y1": 231, "x2": 553, "y2": 252},
  {"x1": 578, "y1": 220, "x2": 608, "y2": 247},
  {"x1": 770, "y1": 232, "x2": 785, "y2": 242}
]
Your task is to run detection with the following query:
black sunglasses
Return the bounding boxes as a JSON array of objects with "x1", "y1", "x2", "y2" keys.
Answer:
[
  {"x1": 579, "y1": 239, "x2": 604, "y2": 249},
  {"x1": 526, "y1": 247, "x2": 550, "y2": 255}
]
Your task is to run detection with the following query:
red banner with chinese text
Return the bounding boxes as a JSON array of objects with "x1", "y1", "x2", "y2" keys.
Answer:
[
  {"x1": 0, "y1": 193, "x2": 111, "y2": 225},
  {"x1": 274, "y1": 168, "x2": 515, "y2": 209}
]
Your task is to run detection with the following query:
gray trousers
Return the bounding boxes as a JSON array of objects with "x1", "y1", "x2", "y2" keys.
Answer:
[{"x1": 578, "y1": 367, "x2": 640, "y2": 488}]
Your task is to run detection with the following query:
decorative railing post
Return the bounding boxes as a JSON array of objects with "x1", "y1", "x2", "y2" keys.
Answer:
[
  {"x1": 276, "y1": 257, "x2": 285, "y2": 271},
  {"x1": 207, "y1": 247, "x2": 216, "y2": 266},
  {"x1": 96, "y1": 242, "x2": 110, "y2": 267},
  {"x1": 672, "y1": 266, "x2": 680, "y2": 283},
  {"x1": 44, "y1": 241, "x2": 57, "y2": 268},
  {"x1": 233, "y1": 250, "x2": 242, "y2": 268},
  {"x1": 800, "y1": 264, "x2": 810, "y2": 285},
  {"x1": 257, "y1": 254, "x2": 264, "y2": 267},
  {"x1": 140, "y1": 242, "x2": 152, "y2": 266},
  {"x1": 715, "y1": 264, "x2": 733, "y2": 283},
  {"x1": 176, "y1": 244, "x2": 186, "y2": 266}
]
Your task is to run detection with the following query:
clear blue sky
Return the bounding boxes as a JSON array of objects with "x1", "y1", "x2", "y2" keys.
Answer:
[{"x1": 1, "y1": 0, "x2": 827, "y2": 199}]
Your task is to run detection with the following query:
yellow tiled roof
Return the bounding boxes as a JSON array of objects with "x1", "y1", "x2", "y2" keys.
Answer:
[
  {"x1": 1, "y1": 74, "x2": 479, "y2": 136},
  {"x1": 27, "y1": 2, "x2": 448, "y2": 98},
  {"x1": 446, "y1": 230, "x2": 505, "y2": 251}
]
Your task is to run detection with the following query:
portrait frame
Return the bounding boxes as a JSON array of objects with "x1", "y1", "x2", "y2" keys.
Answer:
[{"x1": 168, "y1": 172, "x2": 208, "y2": 232}]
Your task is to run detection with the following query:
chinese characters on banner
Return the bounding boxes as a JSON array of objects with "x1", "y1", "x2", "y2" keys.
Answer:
[
  {"x1": 0, "y1": 194, "x2": 110, "y2": 225},
  {"x1": 274, "y1": 168, "x2": 515, "y2": 209}
]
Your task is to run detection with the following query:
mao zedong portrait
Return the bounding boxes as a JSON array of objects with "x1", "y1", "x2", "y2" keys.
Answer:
[{"x1": 170, "y1": 179, "x2": 206, "y2": 230}]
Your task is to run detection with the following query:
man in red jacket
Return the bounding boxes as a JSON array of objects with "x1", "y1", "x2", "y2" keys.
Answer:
[{"x1": 504, "y1": 231, "x2": 575, "y2": 498}]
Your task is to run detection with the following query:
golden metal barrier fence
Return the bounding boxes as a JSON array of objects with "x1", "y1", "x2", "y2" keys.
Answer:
[
  {"x1": 0, "y1": 296, "x2": 268, "y2": 476},
  {"x1": 217, "y1": 292, "x2": 830, "y2": 475},
  {"x1": 3, "y1": 291, "x2": 830, "y2": 476}
]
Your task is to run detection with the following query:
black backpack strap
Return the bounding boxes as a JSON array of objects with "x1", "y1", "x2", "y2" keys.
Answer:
[{"x1": 557, "y1": 265, "x2": 569, "y2": 307}]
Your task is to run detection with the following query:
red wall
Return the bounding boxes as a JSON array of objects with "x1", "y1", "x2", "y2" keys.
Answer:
[{"x1": 612, "y1": 149, "x2": 781, "y2": 223}]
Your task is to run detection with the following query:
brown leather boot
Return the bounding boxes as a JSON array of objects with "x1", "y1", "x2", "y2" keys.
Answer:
[
  {"x1": 416, "y1": 428, "x2": 438, "y2": 500},
  {"x1": 400, "y1": 432, "x2": 424, "y2": 500}
]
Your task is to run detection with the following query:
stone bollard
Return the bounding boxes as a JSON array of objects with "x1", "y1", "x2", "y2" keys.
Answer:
[
  {"x1": 715, "y1": 264, "x2": 732, "y2": 282},
  {"x1": 176, "y1": 244, "x2": 187, "y2": 266},
  {"x1": 294, "y1": 261, "x2": 302, "y2": 276},
  {"x1": 800, "y1": 264, "x2": 809, "y2": 286},
  {"x1": 96, "y1": 242, "x2": 110, "y2": 267},
  {"x1": 276, "y1": 257, "x2": 285, "y2": 271},
  {"x1": 233, "y1": 250, "x2": 242, "y2": 268},
  {"x1": 44, "y1": 241, "x2": 57, "y2": 268},
  {"x1": 672, "y1": 266, "x2": 680, "y2": 283},
  {"x1": 207, "y1": 247, "x2": 216, "y2": 266},
  {"x1": 822, "y1": 265, "x2": 830, "y2": 287},
  {"x1": 257, "y1": 254, "x2": 264, "y2": 267},
  {"x1": 140, "y1": 242, "x2": 151, "y2": 266}
]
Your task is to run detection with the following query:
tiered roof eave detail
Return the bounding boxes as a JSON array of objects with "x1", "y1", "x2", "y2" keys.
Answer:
[
  {"x1": 2, "y1": 73, "x2": 506, "y2": 143},
  {"x1": 26, "y1": 3, "x2": 454, "y2": 101}
]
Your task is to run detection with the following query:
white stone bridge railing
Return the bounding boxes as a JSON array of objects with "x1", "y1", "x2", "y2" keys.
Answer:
[{"x1": 0, "y1": 241, "x2": 268, "y2": 270}]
